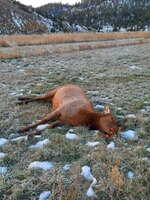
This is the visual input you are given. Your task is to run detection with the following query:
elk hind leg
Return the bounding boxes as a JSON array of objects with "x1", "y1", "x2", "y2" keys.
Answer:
[
  {"x1": 18, "y1": 109, "x2": 60, "y2": 133},
  {"x1": 28, "y1": 120, "x2": 63, "y2": 138},
  {"x1": 17, "y1": 88, "x2": 58, "y2": 105}
]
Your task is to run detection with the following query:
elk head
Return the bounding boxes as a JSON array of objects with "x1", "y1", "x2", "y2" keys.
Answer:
[{"x1": 98, "y1": 106, "x2": 118, "y2": 139}]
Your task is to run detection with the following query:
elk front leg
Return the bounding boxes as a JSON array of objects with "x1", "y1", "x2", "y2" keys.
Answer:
[{"x1": 18, "y1": 109, "x2": 60, "y2": 133}]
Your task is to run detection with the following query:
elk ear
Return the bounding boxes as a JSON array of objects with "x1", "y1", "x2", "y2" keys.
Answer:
[{"x1": 104, "y1": 105, "x2": 110, "y2": 114}]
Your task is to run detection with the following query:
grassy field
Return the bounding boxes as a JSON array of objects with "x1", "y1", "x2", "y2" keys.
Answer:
[
  {"x1": 1, "y1": 31, "x2": 150, "y2": 46},
  {"x1": 0, "y1": 32, "x2": 150, "y2": 200},
  {"x1": 0, "y1": 31, "x2": 150, "y2": 60}
]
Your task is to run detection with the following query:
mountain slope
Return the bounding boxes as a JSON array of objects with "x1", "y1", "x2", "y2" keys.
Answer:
[
  {"x1": 1, "y1": 0, "x2": 149, "y2": 34},
  {"x1": 0, "y1": 0, "x2": 86, "y2": 34},
  {"x1": 61, "y1": 0, "x2": 150, "y2": 31},
  {"x1": 0, "y1": 0, "x2": 54, "y2": 34},
  {"x1": 37, "y1": 0, "x2": 150, "y2": 31}
]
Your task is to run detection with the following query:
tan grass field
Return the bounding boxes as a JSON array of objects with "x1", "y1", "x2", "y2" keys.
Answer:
[
  {"x1": 0, "y1": 31, "x2": 150, "y2": 60},
  {"x1": 0, "y1": 32, "x2": 150, "y2": 200},
  {"x1": 0, "y1": 31, "x2": 150, "y2": 47}
]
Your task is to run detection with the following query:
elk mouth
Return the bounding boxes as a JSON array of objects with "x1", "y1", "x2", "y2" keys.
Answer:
[
  {"x1": 99, "y1": 131, "x2": 114, "y2": 139},
  {"x1": 104, "y1": 133, "x2": 113, "y2": 139}
]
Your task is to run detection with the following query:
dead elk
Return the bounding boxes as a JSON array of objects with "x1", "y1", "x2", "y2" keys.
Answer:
[{"x1": 17, "y1": 84, "x2": 118, "y2": 139}]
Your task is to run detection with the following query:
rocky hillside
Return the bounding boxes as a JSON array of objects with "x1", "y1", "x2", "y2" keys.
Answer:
[{"x1": 0, "y1": 0, "x2": 86, "y2": 34}]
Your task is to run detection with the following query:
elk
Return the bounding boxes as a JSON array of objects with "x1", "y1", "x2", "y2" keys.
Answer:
[{"x1": 17, "y1": 84, "x2": 118, "y2": 139}]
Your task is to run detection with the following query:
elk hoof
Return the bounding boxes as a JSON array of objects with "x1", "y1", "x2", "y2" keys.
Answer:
[{"x1": 27, "y1": 133, "x2": 35, "y2": 140}]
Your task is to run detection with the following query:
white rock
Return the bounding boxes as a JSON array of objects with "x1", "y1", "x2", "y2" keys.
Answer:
[
  {"x1": 11, "y1": 135, "x2": 41, "y2": 142},
  {"x1": 0, "y1": 138, "x2": 9, "y2": 147},
  {"x1": 146, "y1": 148, "x2": 150, "y2": 153},
  {"x1": 94, "y1": 130, "x2": 99, "y2": 134},
  {"x1": 116, "y1": 115, "x2": 125, "y2": 120},
  {"x1": 9, "y1": 133, "x2": 16, "y2": 138},
  {"x1": 11, "y1": 136, "x2": 28, "y2": 142},
  {"x1": 90, "y1": 176, "x2": 97, "y2": 188},
  {"x1": 127, "y1": 171, "x2": 134, "y2": 179},
  {"x1": 140, "y1": 109, "x2": 146, "y2": 113},
  {"x1": 87, "y1": 91, "x2": 99, "y2": 95},
  {"x1": 0, "y1": 152, "x2": 6, "y2": 159},
  {"x1": 81, "y1": 166, "x2": 93, "y2": 181},
  {"x1": 116, "y1": 107, "x2": 122, "y2": 111},
  {"x1": 94, "y1": 104, "x2": 104, "y2": 110},
  {"x1": 29, "y1": 139, "x2": 49, "y2": 149},
  {"x1": 81, "y1": 166, "x2": 97, "y2": 198},
  {"x1": 144, "y1": 117, "x2": 149, "y2": 122},
  {"x1": 129, "y1": 65, "x2": 141, "y2": 70},
  {"x1": 79, "y1": 77, "x2": 84, "y2": 81},
  {"x1": 28, "y1": 161, "x2": 54, "y2": 171},
  {"x1": 35, "y1": 135, "x2": 42, "y2": 138},
  {"x1": 39, "y1": 191, "x2": 51, "y2": 200},
  {"x1": 10, "y1": 92, "x2": 17, "y2": 96},
  {"x1": 66, "y1": 132, "x2": 79, "y2": 140},
  {"x1": 86, "y1": 186, "x2": 97, "y2": 198},
  {"x1": 10, "y1": 90, "x2": 24, "y2": 97},
  {"x1": 85, "y1": 141, "x2": 100, "y2": 147},
  {"x1": 18, "y1": 69, "x2": 25, "y2": 73},
  {"x1": 107, "y1": 141, "x2": 115, "y2": 150},
  {"x1": 121, "y1": 130, "x2": 138, "y2": 141},
  {"x1": 68, "y1": 129, "x2": 74, "y2": 133},
  {"x1": 36, "y1": 124, "x2": 49, "y2": 131},
  {"x1": 145, "y1": 106, "x2": 150, "y2": 111},
  {"x1": 144, "y1": 101, "x2": 149, "y2": 104},
  {"x1": 141, "y1": 157, "x2": 148, "y2": 161},
  {"x1": 126, "y1": 114, "x2": 136, "y2": 119},
  {"x1": 0, "y1": 167, "x2": 7, "y2": 174},
  {"x1": 63, "y1": 164, "x2": 71, "y2": 172}
]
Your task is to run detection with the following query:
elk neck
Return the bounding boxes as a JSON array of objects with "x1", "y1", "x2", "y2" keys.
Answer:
[{"x1": 79, "y1": 108, "x2": 103, "y2": 130}]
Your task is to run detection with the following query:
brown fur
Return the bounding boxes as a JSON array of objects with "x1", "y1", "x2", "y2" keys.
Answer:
[{"x1": 17, "y1": 84, "x2": 118, "y2": 139}]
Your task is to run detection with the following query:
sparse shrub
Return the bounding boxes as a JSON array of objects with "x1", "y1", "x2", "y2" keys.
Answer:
[
  {"x1": 0, "y1": 48, "x2": 20, "y2": 59},
  {"x1": 79, "y1": 44, "x2": 93, "y2": 51},
  {"x1": 110, "y1": 165, "x2": 124, "y2": 188},
  {"x1": 23, "y1": 47, "x2": 49, "y2": 57}
]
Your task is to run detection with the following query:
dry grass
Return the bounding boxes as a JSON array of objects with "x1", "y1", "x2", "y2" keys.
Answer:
[
  {"x1": 0, "y1": 51, "x2": 20, "y2": 59},
  {"x1": 110, "y1": 165, "x2": 124, "y2": 188},
  {"x1": 1, "y1": 31, "x2": 150, "y2": 60},
  {"x1": 1, "y1": 38, "x2": 148, "y2": 60},
  {"x1": 0, "y1": 47, "x2": 49, "y2": 59},
  {"x1": 53, "y1": 38, "x2": 148, "y2": 54},
  {"x1": 0, "y1": 48, "x2": 20, "y2": 59},
  {"x1": 0, "y1": 39, "x2": 150, "y2": 60},
  {"x1": 0, "y1": 31, "x2": 150, "y2": 47},
  {"x1": 23, "y1": 47, "x2": 49, "y2": 57}
]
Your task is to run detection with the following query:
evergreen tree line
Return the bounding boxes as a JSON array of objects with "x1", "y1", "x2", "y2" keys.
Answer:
[
  {"x1": 36, "y1": 0, "x2": 150, "y2": 31},
  {"x1": 76, "y1": 0, "x2": 150, "y2": 30}
]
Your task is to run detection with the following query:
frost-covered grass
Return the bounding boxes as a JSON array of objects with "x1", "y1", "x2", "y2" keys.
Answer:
[{"x1": 0, "y1": 40, "x2": 150, "y2": 199}]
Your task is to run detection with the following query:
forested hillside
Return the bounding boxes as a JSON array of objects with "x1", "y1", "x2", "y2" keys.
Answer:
[{"x1": 37, "y1": 0, "x2": 150, "y2": 31}]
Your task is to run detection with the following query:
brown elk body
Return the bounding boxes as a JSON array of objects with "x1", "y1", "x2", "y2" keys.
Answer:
[{"x1": 17, "y1": 84, "x2": 118, "y2": 139}]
